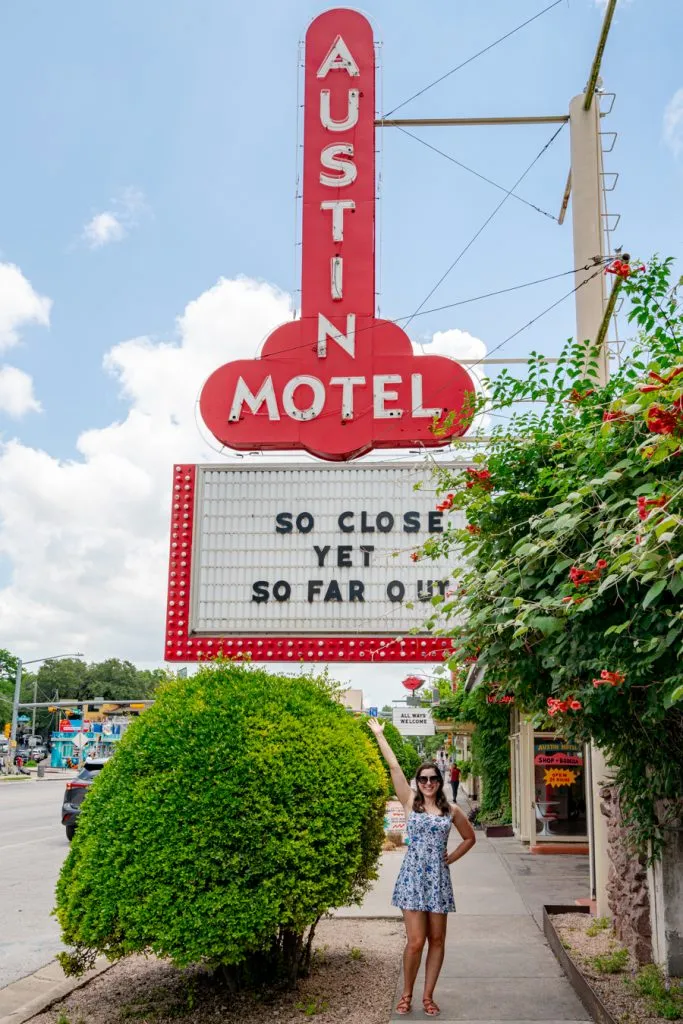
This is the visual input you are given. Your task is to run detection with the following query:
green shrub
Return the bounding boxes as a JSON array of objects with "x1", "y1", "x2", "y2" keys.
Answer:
[
  {"x1": 630, "y1": 964, "x2": 683, "y2": 1020},
  {"x1": 55, "y1": 663, "x2": 387, "y2": 986},
  {"x1": 366, "y1": 719, "x2": 420, "y2": 794},
  {"x1": 591, "y1": 947, "x2": 629, "y2": 974}
]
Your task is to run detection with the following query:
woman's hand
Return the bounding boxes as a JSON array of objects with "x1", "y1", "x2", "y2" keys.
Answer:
[{"x1": 366, "y1": 718, "x2": 385, "y2": 737}]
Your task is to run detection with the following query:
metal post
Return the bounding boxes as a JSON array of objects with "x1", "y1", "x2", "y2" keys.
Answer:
[
  {"x1": 569, "y1": 93, "x2": 607, "y2": 384},
  {"x1": 32, "y1": 679, "x2": 37, "y2": 737},
  {"x1": 8, "y1": 659, "x2": 22, "y2": 773}
]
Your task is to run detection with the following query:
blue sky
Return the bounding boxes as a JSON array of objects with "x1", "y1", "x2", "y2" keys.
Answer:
[{"x1": 0, "y1": 0, "x2": 681, "y2": 704}]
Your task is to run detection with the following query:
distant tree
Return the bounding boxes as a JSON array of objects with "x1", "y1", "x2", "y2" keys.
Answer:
[
  {"x1": 0, "y1": 649, "x2": 19, "y2": 729},
  {"x1": 36, "y1": 658, "x2": 165, "y2": 703}
]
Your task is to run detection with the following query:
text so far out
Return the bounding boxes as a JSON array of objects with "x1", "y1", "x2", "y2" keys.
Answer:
[{"x1": 251, "y1": 578, "x2": 453, "y2": 604}]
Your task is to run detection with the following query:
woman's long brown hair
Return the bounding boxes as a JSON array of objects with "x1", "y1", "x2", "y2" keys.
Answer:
[{"x1": 412, "y1": 761, "x2": 451, "y2": 816}]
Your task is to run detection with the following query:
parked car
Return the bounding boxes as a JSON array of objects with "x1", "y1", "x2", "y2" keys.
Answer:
[
  {"x1": 29, "y1": 745, "x2": 49, "y2": 762},
  {"x1": 61, "y1": 757, "x2": 110, "y2": 841}
]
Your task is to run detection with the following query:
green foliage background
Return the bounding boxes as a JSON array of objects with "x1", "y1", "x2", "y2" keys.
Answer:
[
  {"x1": 367, "y1": 719, "x2": 421, "y2": 794},
  {"x1": 433, "y1": 687, "x2": 511, "y2": 823},
  {"x1": 55, "y1": 663, "x2": 387, "y2": 979},
  {"x1": 422, "y1": 257, "x2": 683, "y2": 854}
]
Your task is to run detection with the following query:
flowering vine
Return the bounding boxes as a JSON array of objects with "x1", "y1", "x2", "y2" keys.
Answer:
[{"x1": 417, "y1": 255, "x2": 683, "y2": 855}]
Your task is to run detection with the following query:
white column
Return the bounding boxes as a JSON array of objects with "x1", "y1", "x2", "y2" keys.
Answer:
[{"x1": 589, "y1": 744, "x2": 613, "y2": 916}]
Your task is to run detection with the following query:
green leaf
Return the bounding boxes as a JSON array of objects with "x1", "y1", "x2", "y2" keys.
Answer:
[
  {"x1": 604, "y1": 620, "x2": 631, "y2": 636},
  {"x1": 669, "y1": 685, "x2": 683, "y2": 704},
  {"x1": 528, "y1": 616, "x2": 565, "y2": 637},
  {"x1": 642, "y1": 579, "x2": 667, "y2": 609}
]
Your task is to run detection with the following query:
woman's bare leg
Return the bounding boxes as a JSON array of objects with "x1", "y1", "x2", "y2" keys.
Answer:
[
  {"x1": 423, "y1": 912, "x2": 448, "y2": 1003},
  {"x1": 400, "y1": 910, "x2": 427, "y2": 999}
]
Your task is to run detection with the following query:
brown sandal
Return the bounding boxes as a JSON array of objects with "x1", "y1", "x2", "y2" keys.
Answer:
[
  {"x1": 395, "y1": 994, "x2": 412, "y2": 1015},
  {"x1": 423, "y1": 997, "x2": 441, "y2": 1017}
]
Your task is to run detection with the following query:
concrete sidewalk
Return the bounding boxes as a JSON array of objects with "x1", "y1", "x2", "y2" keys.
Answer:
[{"x1": 337, "y1": 827, "x2": 591, "y2": 1023}]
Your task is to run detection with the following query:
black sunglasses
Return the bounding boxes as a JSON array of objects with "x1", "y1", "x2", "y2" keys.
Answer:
[{"x1": 417, "y1": 774, "x2": 439, "y2": 784}]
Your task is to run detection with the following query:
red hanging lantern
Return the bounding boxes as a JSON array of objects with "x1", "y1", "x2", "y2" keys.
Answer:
[{"x1": 402, "y1": 675, "x2": 424, "y2": 692}]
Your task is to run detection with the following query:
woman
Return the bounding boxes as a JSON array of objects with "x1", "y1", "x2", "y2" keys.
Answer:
[{"x1": 367, "y1": 718, "x2": 475, "y2": 1017}]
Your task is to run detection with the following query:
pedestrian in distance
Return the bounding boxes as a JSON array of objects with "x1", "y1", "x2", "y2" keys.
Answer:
[
  {"x1": 450, "y1": 762, "x2": 461, "y2": 803},
  {"x1": 367, "y1": 718, "x2": 476, "y2": 1017}
]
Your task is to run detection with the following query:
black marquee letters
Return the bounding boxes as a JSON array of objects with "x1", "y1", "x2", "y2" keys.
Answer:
[{"x1": 256, "y1": 509, "x2": 448, "y2": 607}]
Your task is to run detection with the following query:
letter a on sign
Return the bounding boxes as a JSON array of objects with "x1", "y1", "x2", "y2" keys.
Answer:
[{"x1": 199, "y1": 8, "x2": 475, "y2": 461}]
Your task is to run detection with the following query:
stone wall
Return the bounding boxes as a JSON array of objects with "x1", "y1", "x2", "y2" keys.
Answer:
[{"x1": 600, "y1": 784, "x2": 652, "y2": 964}]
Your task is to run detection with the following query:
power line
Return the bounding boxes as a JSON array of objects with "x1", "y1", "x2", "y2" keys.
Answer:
[
  {"x1": 401, "y1": 122, "x2": 567, "y2": 331},
  {"x1": 394, "y1": 126, "x2": 558, "y2": 221},
  {"x1": 197, "y1": 259, "x2": 606, "y2": 368},
  {"x1": 298, "y1": 266, "x2": 605, "y2": 427},
  {"x1": 465, "y1": 267, "x2": 604, "y2": 371},
  {"x1": 382, "y1": 0, "x2": 565, "y2": 118}
]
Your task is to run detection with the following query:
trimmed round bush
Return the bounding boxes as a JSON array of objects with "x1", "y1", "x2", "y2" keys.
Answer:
[{"x1": 55, "y1": 664, "x2": 387, "y2": 983}]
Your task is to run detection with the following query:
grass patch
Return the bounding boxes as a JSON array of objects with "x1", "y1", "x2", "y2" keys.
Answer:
[
  {"x1": 294, "y1": 996, "x2": 329, "y2": 1016},
  {"x1": 586, "y1": 916, "x2": 612, "y2": 937},
  {"x1": 591, "y1": 947, "x2": 629, "y2": 974},
  {"x1": 627, "y1": 964, "x2": 683, "y2": 1020}
]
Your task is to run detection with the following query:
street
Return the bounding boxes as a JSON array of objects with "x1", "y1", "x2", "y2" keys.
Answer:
[{"x1": 0, "y1": 780, "x2": 72, "y2": 987}]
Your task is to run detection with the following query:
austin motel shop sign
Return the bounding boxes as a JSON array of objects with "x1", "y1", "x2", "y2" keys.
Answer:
[
  {"x1": 199, "y1": 9, "x2": 474, "y2": 461},
  {"x1": 165, "y1": 10, "x2": 473, "y2": 664}
]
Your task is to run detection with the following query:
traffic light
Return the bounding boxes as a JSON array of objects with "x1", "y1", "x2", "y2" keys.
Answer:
[{"x1": 3, "y1": 723, "x2": 10, "y2": 738}]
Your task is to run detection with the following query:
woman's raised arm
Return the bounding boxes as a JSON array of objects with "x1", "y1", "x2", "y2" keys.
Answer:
[{"x1": 366, "y1": 718, "x2": 413, "y2": 807}]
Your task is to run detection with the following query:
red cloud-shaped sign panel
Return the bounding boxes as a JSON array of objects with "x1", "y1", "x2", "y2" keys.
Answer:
[{"x1": 199, "y1": 9, "x2": 474, "y2": 462}]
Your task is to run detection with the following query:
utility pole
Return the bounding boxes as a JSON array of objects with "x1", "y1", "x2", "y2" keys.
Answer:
[
  {"x1": 569, "y1": 0, "x2": 618, "y2": 918},
  {"x1": 569, "y1": 92, "x2": 607, "y2": 381},
  {"x1": 32, "y1": 677, "x2": 37, "y2": 737},
  {"x1": 7, "y1": 659, "x2": 22, "y2": 772}
]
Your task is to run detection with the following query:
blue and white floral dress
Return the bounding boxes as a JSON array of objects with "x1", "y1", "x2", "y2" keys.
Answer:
[{"x1": 392, "y1": 809, "x2": 456, "y2": 914}]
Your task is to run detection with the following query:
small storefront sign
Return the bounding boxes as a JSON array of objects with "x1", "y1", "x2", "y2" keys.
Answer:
[
  {"x1": 534, "y1": 740, "x2": 583, "y2": 768},
  {"x1": 384, "y1": 800, "x2": 407, "y2": 834},
  {"x1": 393, "y1": 708, "x2": 435, "y2": 736}
]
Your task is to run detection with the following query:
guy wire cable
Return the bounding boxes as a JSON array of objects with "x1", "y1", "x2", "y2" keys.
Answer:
[
  {"x1": 401, "y1": 122, "x2": 567, "y2": 332},
  {"x1": 382, "y1": 0, "x2": 565, "y2": 118}
]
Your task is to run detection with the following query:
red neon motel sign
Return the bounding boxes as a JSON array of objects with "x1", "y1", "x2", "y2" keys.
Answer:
[{"x1": 199, "y1": 9, "x2": 474, "y2": 461}]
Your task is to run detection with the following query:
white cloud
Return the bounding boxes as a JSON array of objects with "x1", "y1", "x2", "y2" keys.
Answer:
[
  {"x1": 82, "y1": 211, "x2": 126, "y2": 249},
  {"x1": 81, "y1": 187, "x2": 146, "y2": 249},
  {"x1": 0, "y1": 366, "x2": 42, "y2": 417},
  {"x1": 0, "y1": 263, "x2": 51, "y2": 351},
  {"x1": 663, "y1": 88, "x2": 683, "y2": 158},
  {"x1": 415, "y1": 328, "x2": 489, "y2": 434},
  {"x1": 0, "y1": 276, "x2": 291, "y2": 662},
  {"x1": 0, "y1": 275, "x2": 483, "y2": 692}
]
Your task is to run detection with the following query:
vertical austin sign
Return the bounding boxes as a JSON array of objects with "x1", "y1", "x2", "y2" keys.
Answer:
[{"x1": 199, "y1": 9, "x2": 474, "y2": 460}]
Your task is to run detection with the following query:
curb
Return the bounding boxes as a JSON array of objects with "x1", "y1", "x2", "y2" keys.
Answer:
[
  {"x1": 0, "y1": 958, "x2": 114, "y2": 1024},
  {"x1": 543, "y1": 905, "x2": 618, "y2": 1024}
]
